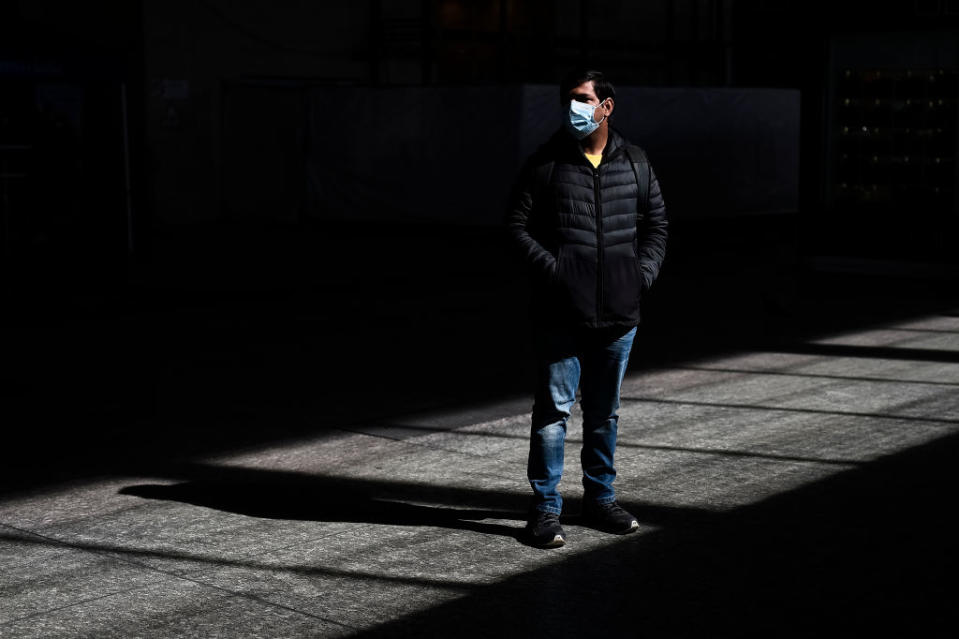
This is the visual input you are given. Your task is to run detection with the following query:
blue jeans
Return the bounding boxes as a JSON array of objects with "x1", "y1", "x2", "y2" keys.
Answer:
[{"x1": 528, "y1": 324, "x2": 637, "y2": 515}]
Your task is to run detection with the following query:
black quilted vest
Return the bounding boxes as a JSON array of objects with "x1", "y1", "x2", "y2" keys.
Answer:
[{"x1": 521, "y1": 127, "x2": 654, "y2": 330}]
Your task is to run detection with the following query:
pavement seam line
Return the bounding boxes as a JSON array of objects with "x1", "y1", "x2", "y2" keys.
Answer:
[
  {"x1": 0, "y1": 525, "x2": 178, "y2": 629},
  {"x1": 674, "y1": 364, "x2": 959, "y2": 387},
  {"x1": 0, "y1": 521, "x2": 359, "y2": 632},
  {"x1": 0, "y1": 527, "x2": 482, "y2": 591},
  {"x1": 343, "y1": 420, "x2": 868, "y2": 466},
  {"x1": 619, "y1": 396, "x2": 959, "y2": 424},
  {"x1": 330, "y1": 424, "x2": 520, "y2": 468},
  {"x1": 0, "y1": 579, "x2": 166, "y2": 629},
  {"x1": 0, "y1": 493, "x2": 180, "y2": 531}
]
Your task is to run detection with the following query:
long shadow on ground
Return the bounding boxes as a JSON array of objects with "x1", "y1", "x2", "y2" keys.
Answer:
[{"x1": 120, "y1": 474, "x2": 528, "y2": 541}]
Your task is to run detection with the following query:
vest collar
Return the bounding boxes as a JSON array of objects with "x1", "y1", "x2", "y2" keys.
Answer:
[{"x1": 551, "y1": 126, "x2": 628, "y2": 166}]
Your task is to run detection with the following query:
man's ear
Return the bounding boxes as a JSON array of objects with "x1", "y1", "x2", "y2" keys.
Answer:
[{"x1": 604, "y1": 98, "x2": 615, "y2": 118}]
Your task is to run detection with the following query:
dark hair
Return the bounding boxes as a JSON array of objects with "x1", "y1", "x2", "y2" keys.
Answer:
[{"x1": 560, "y1": 68, "x2": 616, "y2": 105}]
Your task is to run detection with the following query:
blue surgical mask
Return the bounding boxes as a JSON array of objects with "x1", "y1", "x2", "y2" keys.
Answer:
[{"x1": 566, "y1": 99, "x2": 607, "y2": 140}]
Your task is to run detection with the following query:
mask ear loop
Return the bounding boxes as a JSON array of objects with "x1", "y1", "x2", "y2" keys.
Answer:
[{"x1": 596, "y1": 98, "x2": 609, "y2": 125}]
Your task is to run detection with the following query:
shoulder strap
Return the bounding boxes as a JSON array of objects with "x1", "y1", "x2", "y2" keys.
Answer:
[{"x1": 624, "y1": 145, "x2": 650, "y2": 218}]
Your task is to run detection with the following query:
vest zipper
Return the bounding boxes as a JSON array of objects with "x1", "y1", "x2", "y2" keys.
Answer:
[{"x1": 593, "y1": 166, "x2": 604, "y2": 323}]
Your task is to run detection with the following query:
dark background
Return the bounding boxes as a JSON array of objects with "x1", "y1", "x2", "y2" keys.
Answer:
[{"x1": 1, "y1": 0, "x2": 958, "y2": 488}]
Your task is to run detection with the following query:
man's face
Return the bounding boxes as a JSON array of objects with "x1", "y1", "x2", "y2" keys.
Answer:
[{"x1": 567, "y1": 80, "x2": 612, "y2": 122}]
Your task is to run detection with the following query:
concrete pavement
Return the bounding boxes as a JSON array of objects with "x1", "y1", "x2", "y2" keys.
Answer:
[{"x1": 3, "y1": 309, "x2": 959, "y2": 637}]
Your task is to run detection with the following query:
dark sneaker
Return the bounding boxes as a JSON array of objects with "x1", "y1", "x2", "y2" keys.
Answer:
[
  {"x1": 582, "y1": 500, "x2": 640, "y2": 534},
  {"x1": 526, "y1": 509, "x2": 566, "y2": 548}
]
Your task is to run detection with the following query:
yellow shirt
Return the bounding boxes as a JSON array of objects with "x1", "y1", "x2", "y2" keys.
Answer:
[{"x1": 585, "y1": 153, "x2": 602, "y2": 168}]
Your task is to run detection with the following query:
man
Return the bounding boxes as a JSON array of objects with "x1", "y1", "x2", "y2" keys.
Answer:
[{"x1": 504, "y1": 68, "x2": 668, "y2": 548}]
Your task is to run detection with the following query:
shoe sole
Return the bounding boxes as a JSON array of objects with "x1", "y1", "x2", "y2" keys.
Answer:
[
  {"x1": 584, "y1": 518, "x2": 640, "y2": 534},
  {"x1": 541, "y1": 534, "x2": 566, "y2": 548},
  {"x1": 611, "y1": 520, "x2": 640, "y2": 534},
  {"x1": 528, "y1": 531, "x2": 567, "y2": 548}
]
